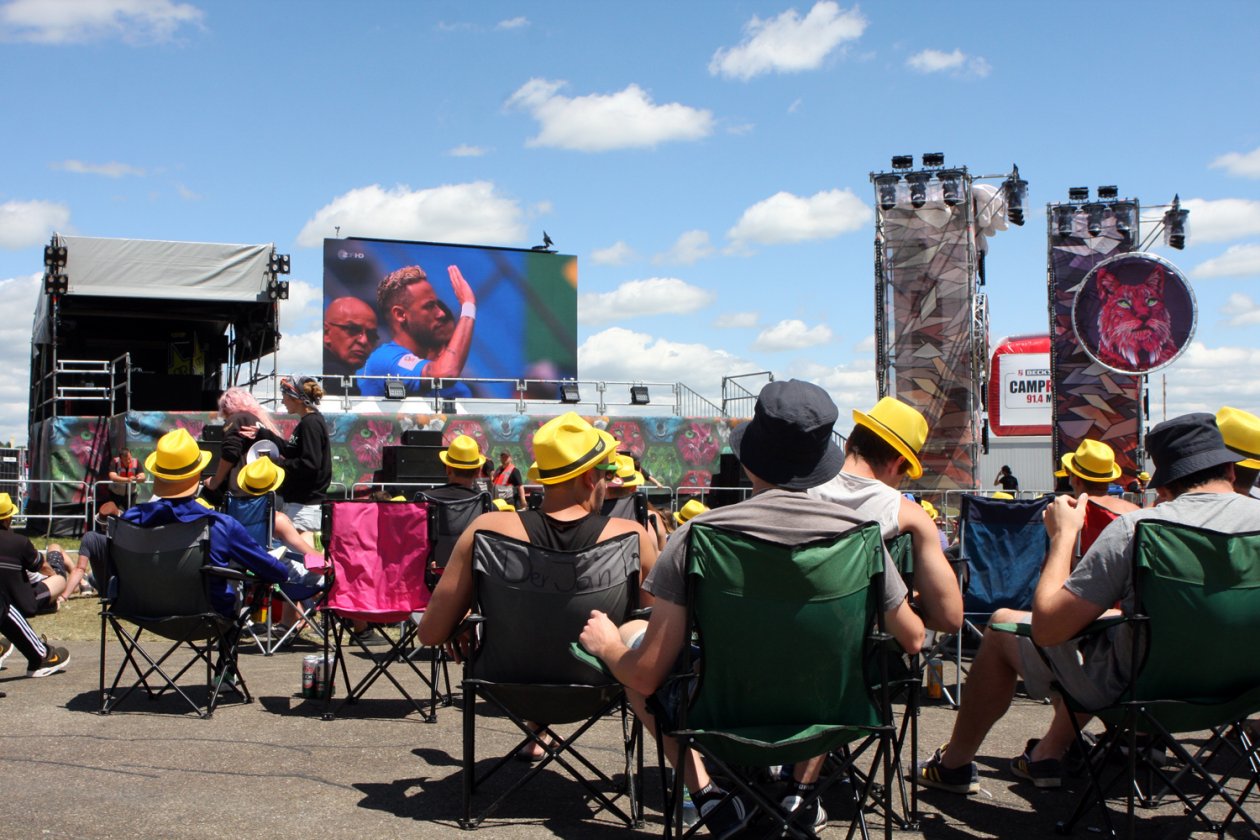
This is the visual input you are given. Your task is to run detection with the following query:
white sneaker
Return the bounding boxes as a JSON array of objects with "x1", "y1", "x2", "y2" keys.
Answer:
[
  {"x1": 780, "y1": 792, "x2": 828, "y2": 834},
  {"x1": 0, "y1": 638, "x2": 13, "y2": 670}
]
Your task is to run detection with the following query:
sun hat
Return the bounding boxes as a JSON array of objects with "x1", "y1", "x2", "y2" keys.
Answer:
[
  {"x1": 920, "y1": 499, "x2": 939, "y2": 520},
  {"x1": 1054, "y1": 468, "x2": 1068, "y2": 479},
  {"x1": 1147, "y1": 413, "x2": 1241, "y2": 489},
  {"x1": 673, "y1": 498, "x2": 709, "y2": 526},
  {"x1": 993, "y1": 491, "x2": 1015, "y2": 500},
  {"x1": 530, "y1": 412, "x2": 617, "y2": 485},
  {"x1": 439, "y1": 434, "x2": 487, "y2": 470},
  {"x1": 610, "y1": 453, "x2": 644, "y2": 488},
  {"x1": 1060, "y1": 439, "x2": 1122, "y2": 483},
  {"x1": 730, "y1": 380, "x2": 844, "y2": 490},
  {"x1": 238, "y1": 456, "x2": 285, "y2": 495},
  {"x1": 145, "y1": 429, "x2": 212, "y2": 481},
  {"x1": 1138, "y1": 471, "x2": 1150, "y2": 482},
  {"x1": 851, "y1": 397, "x2": 928, "y2": 480},
  {"x1": 1216, "y1": 406, "x2": 1260, "y2": 470},
  {"x1": 0, "y1": 492, "x2": 15, "y2": 520},
  {"x1": 492, "y1": 498, "x2": 515, "y2": 511}
]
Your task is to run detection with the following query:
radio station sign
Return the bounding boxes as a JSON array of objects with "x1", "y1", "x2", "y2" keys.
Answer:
[{"x1": 988, "y1": 335, "x2": 1052, "y2": 436}]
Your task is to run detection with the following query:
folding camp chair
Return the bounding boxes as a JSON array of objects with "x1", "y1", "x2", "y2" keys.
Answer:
[
  {"x1": 319, "y1": 500, "x2": 438, "y2": 721},
  {"x1": 927, "y1": 494, "x2": 1049, "y2": 707},
  {"x1": 659, "y1": 521, "x2": 895, "y2": 840},
  {"x1": 1047, "y1": 520, "x2": 1260, "y2": 838},
  {"x1": 460, "y1": 530, "x2": 643, "y2": 830},
  {"x1": 99, "y1": 517, "x2": 252, "y2": 718},
  {"x1": 223, "y1": 493, "x2": 327, "y2": 655}
]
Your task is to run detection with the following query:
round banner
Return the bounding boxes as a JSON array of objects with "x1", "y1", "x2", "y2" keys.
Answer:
[{"x1": 1071, "y1": 252, "x2": 1196, "y2": 375}]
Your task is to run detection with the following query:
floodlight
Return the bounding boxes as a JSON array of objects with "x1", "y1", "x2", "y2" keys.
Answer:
[
  {"x1": 874, "y1": 174, "x2": 900, "y2": 211},
  {"x1": 384, "y1": 380, "x2": 407, "y2": 400},
  {"x1": 1003, "y1": 164, "x2": 1027, "y2": 226},
  {"x1": 1163, "y1": 194, "x2": 1188, "y2": 250},
  {"x1": 268, "y1": 253, "x2": 291, "y2": 275},
  {"x1": 938, "y1": 169, "x2": 964, "y2": 207},
  {"x1": 559, "y1": 381, "x2": 581, "y2": 403},
  {"x1": 1112, "y1": 201, "x2": 1136, "y2": 234},
  {"x1": 630, "y1": 385, "x2": 650, "y2": 405},
  {"x1": 906, "y1": 172, "x2": 931, "y2": 208},
  {"x1": 1054, "y1": 205, "x2": 1076, "y2": 238},
  {"x1": 1097, "y1": 185, "x2": 1119, "y2": 199},
  {"x1": 922, "y1": 152, "x2": 945, "y2": 167},
  {"x1": 1068, "y1": 186, "x2": 1089, "y2": 201},
  {"x1": 1084, "y1": 203, "x2": 1106, "y2": 237},
  {"x1": 891, "y1": 155, "x2": 914, "y2": 170},
  {"x1": 43, "y1": 272, "x2": 68, "y2": 295},
  {"x1": 43, "y1": 244, "x2": 67, "y2": 268}
]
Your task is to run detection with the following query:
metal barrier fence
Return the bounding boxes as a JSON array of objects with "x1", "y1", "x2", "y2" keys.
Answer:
[{"x1": 16, "y1": 479, "x2": 92, "y2": 536}]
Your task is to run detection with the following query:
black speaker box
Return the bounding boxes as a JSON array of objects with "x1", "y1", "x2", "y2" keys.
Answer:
[
  {"x1": 200, "y1": 424, "x2": 225, "y2": 443},
  {"x1": 402, "y1": 429, "x2": 443, "y2": 447},
  {"x1": 382, "y1": 445, "x2": 445, "y2": 483},
  {"x1": 199, "y1": 439, "x2": 222, "y2": 479}
]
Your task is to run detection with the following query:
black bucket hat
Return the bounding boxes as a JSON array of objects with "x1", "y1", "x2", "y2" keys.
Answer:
[
  {"x1": 1146, "y1": 413, "x2": 1240, "y2": 489},
  {"x1": 729, "y1": 379, "x2": 843, "y2": 490}
]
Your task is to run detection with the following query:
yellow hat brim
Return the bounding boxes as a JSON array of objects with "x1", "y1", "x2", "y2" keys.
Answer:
[
  {"x1": 852, "y1": 409, "x2": 923, "y2": 479},
  {"x1": 145, "y1": 449, "x2": 212, "y2": 481}
]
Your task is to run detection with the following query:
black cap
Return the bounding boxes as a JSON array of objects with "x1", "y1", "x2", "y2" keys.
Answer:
[{"x1": 729, "y1": 379, "x2": 843, "y2": 490}]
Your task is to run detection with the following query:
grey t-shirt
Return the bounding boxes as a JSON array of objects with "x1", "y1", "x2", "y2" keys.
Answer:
[
  {"x1": 1051, "y1": 491, "x2": 1260, "y2": 705},
  {"x1": 807, "y1": 470, "x2": 902, "y2": 541},
  {"x1": 643, "y1": 487, "x2": 908, "y2": 612}
]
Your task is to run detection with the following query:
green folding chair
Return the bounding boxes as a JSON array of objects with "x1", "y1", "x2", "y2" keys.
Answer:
[
  {"x1": 1048, "y1": 520, "x2": 1260, "y2": 838},
  {"x1": 658, "y1": 520, "x2": 896, "y2": 840}
]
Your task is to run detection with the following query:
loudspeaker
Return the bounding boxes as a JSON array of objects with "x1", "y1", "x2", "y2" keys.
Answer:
[
  {"x1": 200, "y1": 424, "x2": 225, "y2": 443},
  {"x1": 402, "y1": 429, "x2": 443, "y2": 447},
  {"x1": 382, "y1": 445, "x2": 445, "y2": 483},
  {"x1": 199, "y1": 439, "x2": 222, "y2": 479}
]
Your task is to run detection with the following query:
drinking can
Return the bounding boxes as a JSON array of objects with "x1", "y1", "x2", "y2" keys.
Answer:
[
  {"x1": 302, "y1": 655, "x2": 319, "y2": 698},
  {"x1": 926, "y1": 657, "x2": 943, "y2": 700},
  {"x1": 313, "y1": 654, "x2": 333, "y2": 699}
]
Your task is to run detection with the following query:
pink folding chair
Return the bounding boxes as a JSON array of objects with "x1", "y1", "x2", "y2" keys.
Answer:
[{"x1": 318, "y1": 500, "x2": 437, "y2": 721}]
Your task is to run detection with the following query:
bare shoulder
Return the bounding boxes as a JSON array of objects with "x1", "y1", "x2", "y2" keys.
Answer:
[
  {"x1": 599, "y1": 517, "x2": 649, "y2": 541},
  {"x1": 467, "y1": 510, "x2": 530, "y2": 541}
]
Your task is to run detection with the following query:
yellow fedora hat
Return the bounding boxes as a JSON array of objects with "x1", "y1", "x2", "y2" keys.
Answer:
[
  {"x1": 920, "y1": 499, "x2": 939, "y2": 520},
  {"x1": 0, "y1": 492, "x2": 16, "y2": 520},
  {"x1": 611, "y1": 453, "x2": 643, "y2": 488},
  {"x1": 145, "y1": 428, "x2": 212, "y2": 481},
  {"x1": 1061, "y1": 439, "x2": 1122, "y2": 483},
  {"x1": 674, "y1": 498, "x2": 709, "y2": 526},
  {"x1": 992, "y1": 491, "x2": 1015, "y2": 500},
  {"x1": 439, "y1": 434, "x2": 487, "y2": 470},
  {"x1": 852, "y1": 397, "x2": 928, "y2": 479},
  {"x1": 530, "y1": 412, "x2": 617, "y2": 485},
  {"x1": 1054, "y1": 468, "x2": 1068, "y2": 479},
  {"x1": 1216, "y1": 406, "x2": 1260, "y2": 469},
  {"x1": 492, "y1": 498, "x2": 515, "y2": 511},
  {"x1": 1138, "y1": 471, "x2": 1150, "y2": 482},
  {"x1": 238, "y1": 456, "x2": 285, "y2": 496}
]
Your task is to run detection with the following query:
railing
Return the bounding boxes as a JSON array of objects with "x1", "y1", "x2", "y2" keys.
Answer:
[{"x1": 15, "y1": 478, "x2": 93, "y2": 535}]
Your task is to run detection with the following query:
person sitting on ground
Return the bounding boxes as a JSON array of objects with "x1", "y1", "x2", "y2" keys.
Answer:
[
  {"x1": 0, "y1": 493, "x2": 71, "y2": 680},
  {"x1": 917, "y1": 413, "x2": 1260, "y2": 795},
  {"x1": 808, "y1": 396, "x2": 963, "y2": 634},
  {"x1": 122, "y1": 429, "x2": 289, "y2": 617},
  {"x1": 578, "y1": 380, "x2": 926, "y2": 836},
  {"x1": 419, "y1": 412, "x2": 658, "y2": 759}
]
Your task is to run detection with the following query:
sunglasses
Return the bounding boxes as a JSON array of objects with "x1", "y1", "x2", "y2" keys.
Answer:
[{"x1": 328, "y1": 322, "x2": 379, "y2": 342}]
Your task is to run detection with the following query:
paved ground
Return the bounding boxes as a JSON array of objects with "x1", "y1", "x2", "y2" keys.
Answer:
[{"x1": 0, "y1": 638, "x2": 1254, "y2": 839}]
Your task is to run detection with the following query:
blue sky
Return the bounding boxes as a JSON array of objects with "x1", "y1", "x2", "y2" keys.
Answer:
[{"x1": 2, "y1": 0, "x2": 1259, "y2": 445}]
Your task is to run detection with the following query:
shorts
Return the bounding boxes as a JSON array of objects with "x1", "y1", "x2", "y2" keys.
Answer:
[
  {"x1": 628, "y1": 630, "x2": 700, "y2": 729},
  {"x1": 32, "y1": 580, "x2": 52, "y2": 611},
  {"x1": 45, "y1": 550, "x2": 69, "y2": 578},
  {"x1": 1017, "y1": 634, "x2": 1119, "y2": 711},
  {"x1": 282, "y1": 502, "x2": 322, "y2": 532}
]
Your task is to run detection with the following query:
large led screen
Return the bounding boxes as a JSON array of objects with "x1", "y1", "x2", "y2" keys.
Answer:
[{"x1": 322, "y1": 237, "x2": 577, "y2": 399}]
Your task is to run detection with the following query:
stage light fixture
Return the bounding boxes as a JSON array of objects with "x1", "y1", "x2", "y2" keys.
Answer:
[
  {"x1": 1084, "y1": 203, "x2": 1106, "y2": 236},
  {"x1": 874, "y1": 174, "x2": 900, "y2": 211},
  {"x1": 384, "y1": 380, "x2": 407, "y2": 400},
  {"x1": 559, "y1": 381, "x2": 581, "y2": 403},
  {"x1": 43, "y1": 272, "x2": 68, "y2": 295},
  {"x1": 1068, "y1": 186, "x2": 1089, "y2": 201},
  {"x1": 630, "y1": 385, "x2": 650, "y2": 405},
  {"x1": 938, "y1": 169, "x2": 964, "y2": 206},
  {"x1": 905, "y1": 172, "x2": 931, "y2": 208},
  {"x1": 922, "y1": 152, "x2": 945, "y2": 167},
  {"x1": 268, "y1": 253, "x2": 291, "y2": 275},
  {"x1": 43, "y1": 244, "x2": 67, "y2": 268},
  {"x1": 266, "y1": 278, "x2": 290, "y2": 300},
  {"x1": 891, "y1": 155, "x2": 914, "y2": 170},
  {"x1": 1003, "y1": 164, "x2": 1028, "y2": 226},
  {"x1": 1054, "y1": 205, "x2": 1076, "y2": 238},
  {"x1": 1163, "y1": 194, "x2": 1188, "y2": 250},
  {"x1": 1112, "y1": 201, "x2": 1136, "y2": 234},
  {"x1": 1097, "y1": 185, "x2": 1119, "y2": 199}
]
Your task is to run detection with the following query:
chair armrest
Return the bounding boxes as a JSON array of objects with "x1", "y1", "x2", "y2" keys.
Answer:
[
  {"x1": 991, "y1": 614, "x2": 1130, "y2": 639},
  {"x1": 203, "y1": 565, "x2": 249, "y2": 583},
  {"x1": 568, "y1": 641, "x2": 611, "y2": 676}
]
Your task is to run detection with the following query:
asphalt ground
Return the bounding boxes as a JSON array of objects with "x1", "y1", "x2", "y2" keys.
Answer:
[{"x1": 0, "y1": 635, "x2": 1255, "y2": 840}]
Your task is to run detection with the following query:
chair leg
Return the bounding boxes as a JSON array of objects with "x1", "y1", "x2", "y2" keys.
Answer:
[{"x1": 461, "y1": 683, "x2": 476, "y2": 830}]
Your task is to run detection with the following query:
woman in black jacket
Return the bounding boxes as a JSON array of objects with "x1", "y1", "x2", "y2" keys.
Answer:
[{"x1": 247, "y1": 376, "x2": 331, "y2": 533}]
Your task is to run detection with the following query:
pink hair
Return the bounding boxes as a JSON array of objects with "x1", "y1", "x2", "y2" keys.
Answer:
[{"x1": 218, "y1": 387, "x2": 280, "y2": 434}]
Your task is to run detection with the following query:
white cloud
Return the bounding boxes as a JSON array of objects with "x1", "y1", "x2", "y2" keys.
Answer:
[
  {"x1": 506, "y1": 78, "x2": 713, "y2": 152},
  {"x1": 497, "y1": 16, "x2": 528, "y2": 30},
  {"x1": 791, "y1": 357, "x2": 879, "y2": 424},
  {"x1": 1210, "y1": 147, "x2": 1260, "y2": 179},
  {"x1": 51, "y1": 159, "x2": 145, "y2": 178},
  {"x1": 906, "y1": 48, "x2": 991, "y2": 77},
  {"x1": 0, "y1": 273, "x2": 43, "y2": 445},
  {"x1": 448, "y1": 144, "x2": 487, "y2": 157},
  {"x1": 579, "y1": 278, "x2": 715, "y2": 325},
  {"x1": 0, "y1": 0, "x2": 203, "y2": 44},
  {"x1": 1160, "y1": 341, "x2": 1260, "y2": 417},
  {"x1": 275, "y1": 328, "x2": 323, "y2": 378},
  {"x1": 709, "y1": 1, "x2": 866, "y2": 81},
  {"x1": 1222, "y1": 293, "x2": 1260, "y2": 328},
  {"x1": 1180, "y1": 198, "x2": 1260, "y2": 244},
  {"x1": 279, "y1": 278, "x2": 321, "y2": 321},
  {"x1": 296, "y1": 181, "x2": 526, "y2": 248},
  {"x1": 753, "y1": 318, "x2": 834, "y2": 351},
  {"x1": 590, "y1": 241, "x2": 637, "y2": 266},
  {"x1": 655, "y1": 230, "x2": 714, "y2": 265},
  {"x1": 715, "y1": 311, "x2": 759, "y2": 329},
  {"x1": 726, "y1": 188, "x2": 871, "y2": 250},
  {"x1": 579, "y1": 327, "x2": 756, "y2": 396},
  {"x1": 852, "y1": 333, "x2": 876, "y2": 352},
  {"x1": 1192, "y1": 243, "x2": 1260, "y2": 278},
  {"x1": 0, "y1": 199, "x2": 70, "y2": 249}
]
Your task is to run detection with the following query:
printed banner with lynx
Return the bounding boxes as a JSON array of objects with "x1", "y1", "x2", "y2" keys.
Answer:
[
  {"x1": 322, "y1": 238, "x2": 577, "y2": 399},
  {"x1": 1047, "y1": 212, "x2": 1140, "y2": 477}
]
